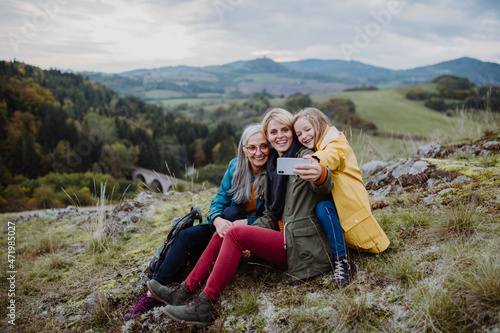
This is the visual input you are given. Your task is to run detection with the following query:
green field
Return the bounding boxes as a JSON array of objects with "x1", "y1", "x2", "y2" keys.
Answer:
[
  {"x1": 159, "y1": 97, "x2": 246, "y2": 110},
  {"x1": 311, "y1": 84, "x2": 455, "y2": 138},
  {"x1": 144, "y1": 89, "x2": 186, "y2": 99}
]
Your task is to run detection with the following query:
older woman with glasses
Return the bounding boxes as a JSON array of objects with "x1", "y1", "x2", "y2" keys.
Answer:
[{"x1": 124, "y1": 124, "x2": 270, "y2": 320}]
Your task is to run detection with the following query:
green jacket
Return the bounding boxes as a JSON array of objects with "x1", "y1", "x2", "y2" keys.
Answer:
[{"x1": 253, "y1": 148, "x2": 334, "y2": 280}]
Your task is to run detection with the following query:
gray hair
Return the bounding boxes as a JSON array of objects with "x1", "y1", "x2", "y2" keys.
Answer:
[{"x1": 229, "y1": 123, "x2": 265, "y2": 204}]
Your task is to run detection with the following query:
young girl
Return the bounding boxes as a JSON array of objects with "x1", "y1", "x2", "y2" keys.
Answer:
[{"x1": 293, "y1": 107, "x2": 390, "y2": 286}]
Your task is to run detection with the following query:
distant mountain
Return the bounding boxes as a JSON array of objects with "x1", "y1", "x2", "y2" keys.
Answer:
[
  {"x1": 121, "y1": 65, "x2": 198, "y2": 77},
  {"x1": 82, "y1": 57, "x2": 500, "y2": 100},
  {"x1": 393, "y1": 57, "x2": 500, "y2": 86},
  {"x1": 281, "y1": 59, "x2": 393, "y2": 80},
  {"x1": 239, "y1": 57, "x2": 291, "y2": 73},
  {"x1": 281, "y1": 57, "x2": 500, "y2": 86}
]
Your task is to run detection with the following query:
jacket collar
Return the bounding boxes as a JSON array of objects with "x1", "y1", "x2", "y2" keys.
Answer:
[{"x1": 317, "y1": 125, "x2": 340, "y2": 150}]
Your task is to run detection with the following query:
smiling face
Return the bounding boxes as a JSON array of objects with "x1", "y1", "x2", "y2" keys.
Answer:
[
  {"x1": 244, "y1": 132, "x2": 269, "y2": 173},
  {"x1": 266, "y1": 119, "x2": 293, "y2": 156},
  {"x1": 294, "y1": 116, "x2": 316, "y2": 149}
]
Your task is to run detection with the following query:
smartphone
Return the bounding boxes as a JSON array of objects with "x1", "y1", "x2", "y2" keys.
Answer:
[{"x1": 277, "y1": 158, "x2": 311, "y2": 175}]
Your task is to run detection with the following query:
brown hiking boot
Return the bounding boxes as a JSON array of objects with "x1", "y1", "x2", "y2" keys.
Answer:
[
  {"x1": 146, "y1": 280, "x2": 192, "y2": 305},
  {"x1": 162, "y1": 291, "x2": 215, "y2": 327}
]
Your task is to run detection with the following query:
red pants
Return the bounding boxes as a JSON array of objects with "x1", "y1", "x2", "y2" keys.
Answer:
[{"x1": 185, "y1": 225, "x2": 288, "y2": 301}]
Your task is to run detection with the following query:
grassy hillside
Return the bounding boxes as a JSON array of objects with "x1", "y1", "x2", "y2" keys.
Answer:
[
  {"x1": 1, "y1": 131, "x2": 499, "y2": 332},
  {"x1": 312, "y1": 84, "x2": 457, "y2": 138}
]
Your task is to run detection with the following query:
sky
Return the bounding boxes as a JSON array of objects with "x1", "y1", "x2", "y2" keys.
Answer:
[{"x1": 1, "y1": 0, "x2": 500, "y2": 73}]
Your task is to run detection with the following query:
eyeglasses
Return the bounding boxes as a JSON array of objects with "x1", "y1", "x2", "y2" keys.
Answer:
[{"x1": 244, "y1": 144, "x2": 270, "y2": 154}]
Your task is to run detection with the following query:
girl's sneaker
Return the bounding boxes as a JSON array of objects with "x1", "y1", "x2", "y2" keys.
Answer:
[{"x1": 332, "y1": 257, "x2": 357, "y2": 288}]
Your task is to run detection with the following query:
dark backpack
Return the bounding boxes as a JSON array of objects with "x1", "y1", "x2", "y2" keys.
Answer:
[{"x1": 147, "y1": 207, "x2": 203, "y2": 279}]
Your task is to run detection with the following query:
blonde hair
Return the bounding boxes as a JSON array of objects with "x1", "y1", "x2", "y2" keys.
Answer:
[
  {"x1": 262, "y1": 108, "x2": 294, "y2": 136},
  {"x1": 294, "y1": 107, "x2": 330, "y2": 147}
]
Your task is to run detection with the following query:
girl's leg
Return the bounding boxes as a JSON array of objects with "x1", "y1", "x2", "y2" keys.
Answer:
[
  {"x1": 316, "y1": 200, "x2": 346, "y2": 258},
  {"x1": 203, "y1": 225, "x2": 287, "y2": 301}
]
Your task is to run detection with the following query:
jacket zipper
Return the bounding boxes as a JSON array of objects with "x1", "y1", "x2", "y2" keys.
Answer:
[{"x1": 283, "y1": 222, "x2": 287, "y2": 250}]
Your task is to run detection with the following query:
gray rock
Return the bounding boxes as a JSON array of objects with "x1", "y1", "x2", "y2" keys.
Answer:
[
  {"x1": 369, "y1": 185, "x2": 393, "y2": 198},
  {"x1": 364, "y1": 171, "x2": 390, "y2": 188},
  {"x1": 437, "y1": 188, "x2": 454, "y2": 196},
  {"x1": 451, "y1": 175, "x2": 473, "y2": 183},
  {"x1": 392, "y1": 159, "x2": 429, "y2": 178},
  {"x1": 410, "y1": 161, "x2": 430, "y2": 175},
  {"x1": 484, "y1": 141, "x2": 500, "y2": 149},
  {"x1": 422, "y1": 195, "x2": 435, "y2": 205},
  {"x1": 85, "y1": 291, "x2": 112, "y2": 313},
  {"x1": 360, "y1": 160, "x2": 389, "y2": 178},
  {"x1": 417, "y1": 143, "x2": 441, "y2": 158},
  {"x1": 427, "y1": 178, "x2": 440, "y2": 188}
]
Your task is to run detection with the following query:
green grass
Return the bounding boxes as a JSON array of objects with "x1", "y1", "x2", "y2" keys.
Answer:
[{"x1": 311, "y1": 84, "x2": 455, "y2": 138}]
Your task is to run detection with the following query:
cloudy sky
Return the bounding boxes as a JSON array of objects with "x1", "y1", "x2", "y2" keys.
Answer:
[{"x1": 1, "y1": 0, "x2": 499, "y2": 73}]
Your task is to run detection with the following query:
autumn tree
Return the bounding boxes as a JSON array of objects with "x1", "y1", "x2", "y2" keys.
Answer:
[{"x1": 101, "y1": 142, "x2": 139, "y2": 179}]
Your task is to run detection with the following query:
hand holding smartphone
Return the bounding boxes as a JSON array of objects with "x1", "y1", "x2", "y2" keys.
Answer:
[{"x1": 277, "y1": 158, "x2": 312, "y2": 175}]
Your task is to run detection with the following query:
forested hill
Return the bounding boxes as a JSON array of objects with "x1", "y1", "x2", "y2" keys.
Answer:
[{"x1": 0, "y1": 61, "x2": 237, "y2": 189}]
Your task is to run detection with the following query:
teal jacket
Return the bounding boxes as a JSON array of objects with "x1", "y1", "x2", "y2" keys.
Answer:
[{"x1": 207, "y1": 158, "x2": 265, "y2": 228}]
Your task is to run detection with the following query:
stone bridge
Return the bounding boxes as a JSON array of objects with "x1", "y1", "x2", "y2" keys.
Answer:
[{"x1": 131, "y1": 167, "x2": 179, "y2": 194}]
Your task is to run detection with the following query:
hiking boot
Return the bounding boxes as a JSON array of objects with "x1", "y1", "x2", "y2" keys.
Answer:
[
  {"x1": 162, "y1": 291, "x2": 215, "y2": 327},
  {"x1": 147, "y1": 280, "x2": 192, "y2": 305},
  {"x1": 332, "y1": 256, "x2": 357, "y2": 288},
  {"x1": 124, "y1": 292, "x2": 160, "y2": 321}
]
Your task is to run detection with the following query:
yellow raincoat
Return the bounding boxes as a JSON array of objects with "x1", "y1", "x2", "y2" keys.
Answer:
[{"x1": 312, "y1": 126, "x2": 390, "y2": 253}]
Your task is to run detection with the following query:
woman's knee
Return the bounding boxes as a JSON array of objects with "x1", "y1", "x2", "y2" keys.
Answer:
[
  {"x1": 225, "y1": 224, "x2": 249, "y2": 241},
  {"x1": 177, "y1": 225, "x2": 206, "y2": 247},
  {"x1": 222, "y1": 206, "x2": 247, "y2": 222},
  {"x1": 174, "y1": 228, "x2": 190, "y2": 248}
]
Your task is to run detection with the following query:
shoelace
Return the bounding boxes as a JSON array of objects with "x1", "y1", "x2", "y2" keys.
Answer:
[
  {"x1": 168, "y1": 282, "x2": 181, "y2": 290},
  {"x1": 332, "y1": 260, "x2": 347, "y2": 279},
  {"x1": 184, "y1": 294, "x2": 202, "y2": 309}
]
